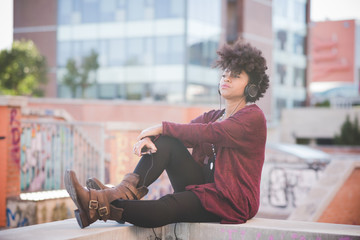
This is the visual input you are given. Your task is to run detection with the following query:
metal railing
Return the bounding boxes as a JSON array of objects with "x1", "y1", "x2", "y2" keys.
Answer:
[{"x1": 20, "y1": 120, "x2": 105, "y2": 192}]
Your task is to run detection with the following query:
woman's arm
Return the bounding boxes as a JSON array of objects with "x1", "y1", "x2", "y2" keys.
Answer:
[
  {"x1": 163, "y1": 109, "x2": 266, "y2": 148},
  {"x1": 137, "y1": 124, "x2": 162, "y2": 141}
]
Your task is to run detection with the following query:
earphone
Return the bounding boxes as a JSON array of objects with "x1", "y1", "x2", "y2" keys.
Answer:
[{"x1": 244, "y1": 84, "x2": 259, "y2": 102}]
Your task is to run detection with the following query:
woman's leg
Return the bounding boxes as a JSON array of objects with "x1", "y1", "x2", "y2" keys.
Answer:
[
  {"x1": 133, "y1": 136, "x2": 205, "y2": 192},
  {"x1": 113, "y1": 191, "x2": 220, "y2": 228}
]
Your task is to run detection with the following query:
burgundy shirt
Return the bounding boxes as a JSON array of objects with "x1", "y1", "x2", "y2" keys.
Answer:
[{"x1": 162, "y1": 104, "x2": 266, "y2": 224}]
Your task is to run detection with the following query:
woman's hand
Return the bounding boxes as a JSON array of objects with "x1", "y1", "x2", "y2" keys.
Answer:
[
  {"x1": 133, "y1": 137, "x2": 157, "y2": 157},
  {"x1": 137, "y1": 124, "x2": 162, "y2": 141}
]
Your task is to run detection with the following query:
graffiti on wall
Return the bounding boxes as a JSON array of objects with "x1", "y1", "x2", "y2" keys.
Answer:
[
  {"x1": 20, "y1": 121, "x2": 105, "y2": 192},
  {"x1": 10, "y1": 108, "x2": 21, "y2": 168},
  {"x1": 259, "y1": 163, "x2": 325, "y2": 215},
  {"x1": 6, "y1": 198, "x2": 75, "y2": 228},
  {"x1": 6, "y1": 200, "x2": 36, "y2": 228}
]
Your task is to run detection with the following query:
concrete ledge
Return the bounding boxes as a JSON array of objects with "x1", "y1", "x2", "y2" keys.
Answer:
[{"x1": 0, "y1": 218, "x2": 359, "y2": 240}]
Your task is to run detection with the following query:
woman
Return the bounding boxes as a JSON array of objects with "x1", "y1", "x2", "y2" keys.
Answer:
[{"x1": 65, "y1": 40, "x2": 269, "y2": 229}]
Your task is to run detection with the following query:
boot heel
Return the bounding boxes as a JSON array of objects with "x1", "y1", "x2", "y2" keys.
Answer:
[{"x1": 74, "y1": 209, "x2": 90, "y2": 228}]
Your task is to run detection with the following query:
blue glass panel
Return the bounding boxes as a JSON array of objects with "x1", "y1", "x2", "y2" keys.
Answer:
[
  {"x1": 125, "y1": 38, "x2": 144, "y2": 65},
  {"x1": 57, "y1": 41, "x2": 72, "y2": 67},
  {"x1": 155, "y1": 36, "x2": 184, "y2": 65},
  {"x1": 126, "y1": 0, "x2": 145, "y2": 21},
  {"x1": 155, "y1": 0, "x2": 183, "y2": 19},
  {"x1": 99, "y1": 40, "x2": 108, "y2": 67},
  {"x1": 155, "y1": 37, "x2": 169, "y2": 64},
  {"x1": 82, "y1": 0, "x2": 99, "y2": 23},
  {"x1": 58, "y1": 0, "x2": 72, "y2": 25},
  {"x1": 169, "y1": 36, "x2": 184, "y2": 64},
  {"x1": 100, "y1": 0, "x2": 116, "y2": 22},
  {"x1": 109, "y1": 39, "x2": 125, "y2": 66},
  {"x1": 188, "y1": 0, "x2": 220, "y2": 24},
  {"x1": 82, "y1": 40, "x2": 99, "y2": 57}
]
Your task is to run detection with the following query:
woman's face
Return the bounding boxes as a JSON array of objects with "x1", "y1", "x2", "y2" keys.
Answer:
[{"x1": 219, "y1": 69, "x2": 249, "y2": 100}]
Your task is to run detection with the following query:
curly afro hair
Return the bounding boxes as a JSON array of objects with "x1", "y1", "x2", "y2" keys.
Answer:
[{"x1": 214, "y1": 41, "x2": 269, "y2": 102}]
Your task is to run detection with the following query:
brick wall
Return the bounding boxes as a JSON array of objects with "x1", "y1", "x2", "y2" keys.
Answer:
[
  {"x1": 317, "y1": 168, "x2": 360, "y2": 225},
  {"x1": 0, "y1": 105, "x2": 22, "y2": 227},
  {"x1": 0, "y1": 106, "x2": 9, "y2": 227},
  {"x1": 6, "y1": 107, "x2": 21, "y2": 198}
]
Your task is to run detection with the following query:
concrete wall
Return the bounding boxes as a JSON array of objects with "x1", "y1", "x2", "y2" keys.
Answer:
[
  {"x1": 5, "y1": 197, "x2": 75, "y2": 228},
  {"x1": 0, "y1": 218, "x2": 359, "y2": 240},
  {"x1": 280, "y1": 107, "x2": 360, "y2": 143}
]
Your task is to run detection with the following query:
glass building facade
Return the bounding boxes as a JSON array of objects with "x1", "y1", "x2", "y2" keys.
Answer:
[
  {"x1": 272, "y1": 0, "x2": 308, "y2": 119},
  {"x1": 57, "y1": 0, "x2": 222, "y2": 102}
]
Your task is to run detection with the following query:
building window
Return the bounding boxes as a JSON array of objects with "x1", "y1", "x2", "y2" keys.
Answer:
[
  {"x1": 293, "y1": 100, "x2": 305, "y2": 107},
  {"x1": 273, "y1": 0, "x2": 288, "y2": 18},
  {"x1": 100, "y1": 0, "x2": 116, "y2": 22},
  {"x1": 276, "y1": 30, "x2": 287, "y2": 51},
  {"x1": 58, "y1": 0, "x2": 72, "y2": 25},
  {"x1": 155, "y1": 0, "x2": 184, "y2": 19},
  {"x1": 293, "y1": 0, "x2": 306, "y2": 23},
  {"x1": 57, "y1": 41, "x2": 72, "y2": 67},
  {"x1": 155, "y1": 36, "x2": 184, "y2": 65},
  {"x1": 189, "y1": 40, "x2": 218, "y2": 66},
  {"x1": 276, "y1": 64, "x2": 287, "y2": 85},
  {"x1": 126, "y1": 0, "x2": 146, "y2": 21},
  {"x1": 276, "y1": 98, "x2": 287, "y2": 118},
  {"x1": 294, "y1": 34, "x2": 305, "y2": 55},
  {"x1": 108, "y1": 39, "x2": 126, "y2": 66},
  {"x1": 126, "y1": 83, "x2": 144, "y2": 100},
  {"x1": 188, "y1": 0, "x2": 221, "y2": 24},
  {"x1": 99, "y1": 84, "x2": 117, "y2": 99},
  {"x1": 124, "y1": 37, "x2": 154, "y2": 66},
  {"x1": 82, "y1": 0, "x2": 100, "y2": 23},
  {"x1": 294, "y1": 67, "x2": 306, "y2": 87}
]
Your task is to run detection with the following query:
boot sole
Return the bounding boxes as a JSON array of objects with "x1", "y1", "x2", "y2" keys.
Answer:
[{"x1": 65, "y1": 170, "x2": 90, "y2": 228}]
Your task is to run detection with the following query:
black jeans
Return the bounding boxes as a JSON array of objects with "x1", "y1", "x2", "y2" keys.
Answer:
[{"x1": 112, "y1": 136, "x2": 220, "y2": 228}]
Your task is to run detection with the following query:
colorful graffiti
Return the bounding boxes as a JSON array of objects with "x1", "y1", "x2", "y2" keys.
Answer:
[
  {"x1": 10, "y1": 108, "x2": 21, "y2": 168},
  {"x1": 6, "y1": 200, "x2": 36, "y2": 228},
  {"x1": 6, "y1": 198, "x2": 75, "y2": 228},
  {"x1": 20, "y1": 121, "x2": 105, "y2": 192}
]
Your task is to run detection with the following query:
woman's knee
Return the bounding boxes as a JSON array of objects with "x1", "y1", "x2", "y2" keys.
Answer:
[{"x1": 153, "y1": 136, "x2": 184, "y2": 152}]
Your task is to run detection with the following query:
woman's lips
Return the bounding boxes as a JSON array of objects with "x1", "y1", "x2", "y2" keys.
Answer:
[{"x1": 220, "y1": 84, "x2": 230, "y2": 89}]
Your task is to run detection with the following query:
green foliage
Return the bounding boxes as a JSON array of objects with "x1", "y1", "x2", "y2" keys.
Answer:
[
  {"x1": 0, "y1": 40, "x2": 48, "y2": 96},
  {"x1": 334, "y1": 115, "x2": 360, "y2": 146},
  {"x1": 315, "y1": 100, "x2": 330, "y2": 107},
  {"x1": 62, "y1": 49, "x2": 99, "y2": 98}
]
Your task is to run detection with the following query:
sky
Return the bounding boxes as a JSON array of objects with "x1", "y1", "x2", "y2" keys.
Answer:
[{"x1": 0, "y1": 0, "x2": 359, "y2": 51}]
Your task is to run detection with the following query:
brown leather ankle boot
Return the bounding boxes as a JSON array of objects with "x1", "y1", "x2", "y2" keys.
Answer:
[
  {"x1": 65, "y1": 170, "x2": 127, "y2": 228},
  {"x1": 86, "y1": 173, "x2": 148, "y2": 200}
]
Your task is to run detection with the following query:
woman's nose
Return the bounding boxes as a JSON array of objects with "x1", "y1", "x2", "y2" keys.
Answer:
[{"x1": 223, "y1": 75, "x2": 231, "y2": 82}]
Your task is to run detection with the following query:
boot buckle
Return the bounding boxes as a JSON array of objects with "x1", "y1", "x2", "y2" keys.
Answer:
[
  {"x1": 98, "y1": 206, "x2": 109, "y2": 217},
  {"x1": 89, "y1": 200, "x2": 98, "y2": 209}
]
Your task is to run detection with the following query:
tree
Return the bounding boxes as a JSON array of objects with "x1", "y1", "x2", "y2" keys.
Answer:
[
  {"x1": 0, "y1": 40, "x2": 48, "y2": 96},
  {"x1": 62, "y1": 58, "x2": 79, "y2": 98},
  {"x1": 334, "y1": 115, "x2": 360, "y2": 146},
  {"x1": 80, "y1": 49, "x2": 99, "y2": 98},
  {"x1": 62, "y1": 49, "x2": 99, "y2": 98}
]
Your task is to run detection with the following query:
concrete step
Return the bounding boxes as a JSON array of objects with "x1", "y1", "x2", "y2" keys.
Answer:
[{"x1": 0, "y1": 218, "x2": 359, "y2": 240}]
